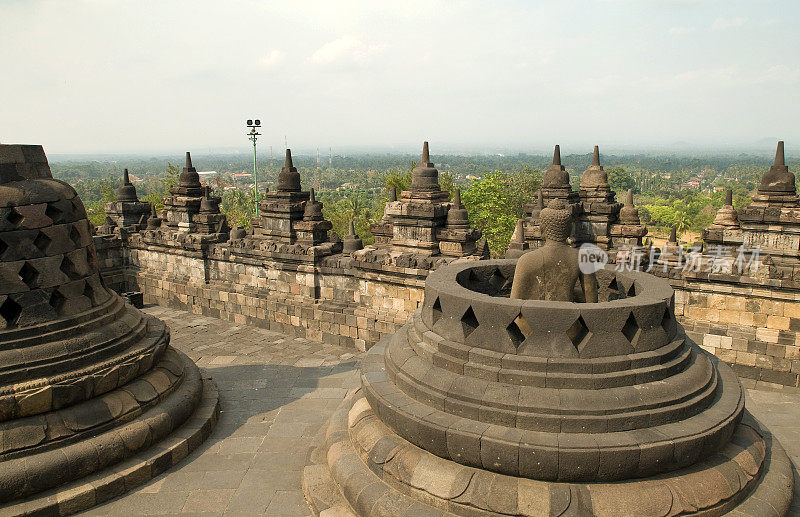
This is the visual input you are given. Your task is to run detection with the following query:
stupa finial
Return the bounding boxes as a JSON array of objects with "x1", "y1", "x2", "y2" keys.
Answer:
[
  {"x1": 185, "y1": 152, "x2": 193, "y2": 169},
  {"x1": 592, "y1": 145, "x2": 600, "y2": 167},
  {"x1": 553, "y1": 144, "x2": 562, "y2": 166},
  {"x1": 725, "y1": 188, "x2": 733, "y2": 206},
  {"x1": 421, "y1": 141, "x2": 431, "y2": 165},
  {"x1": 775, "y1": 141, "x2": 785, "y2": 167}
]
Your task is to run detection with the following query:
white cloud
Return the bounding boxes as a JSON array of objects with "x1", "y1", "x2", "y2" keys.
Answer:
[
  {"x1": 308, "y1": 36, "x2": 386, "y2": 66},
  {"x1": 261, "y1": 49, "x2": 285, "y2": 68},
  {"x1": 711, "y1": 17, "x2": 747, "y2": 31},
  {"x1": 668, "y1": 26, "x2": 695, "y2": 35}
]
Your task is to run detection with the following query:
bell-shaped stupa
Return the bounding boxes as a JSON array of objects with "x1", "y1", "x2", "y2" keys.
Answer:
[{"x1": 0, "y1": 144, "x2": 218, "y2": 515}]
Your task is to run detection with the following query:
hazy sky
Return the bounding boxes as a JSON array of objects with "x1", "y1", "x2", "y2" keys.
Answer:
[{"x1": 2, "y1": 0, "x2": 799, "y2": 154}]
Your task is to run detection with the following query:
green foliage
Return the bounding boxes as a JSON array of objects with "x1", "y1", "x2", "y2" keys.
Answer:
[
  {"x1": 220, "y1": 188, "x2": 258, "y2": 229},
  {"x1": 462, "y1": 172, "x2": 520, "y2": 257},
  {"x1": 639, "y1": 187, "x2": 751, "y2": 238},
  {"x1": 51, "y1": 149, "x2": 783, "y2": 253},
  {"x1": 382, "y1": 169, "x2": 412, "y2": 194},
  {"x1": 439, "y1": 171, "x2": 455, "y2": 199},
  {"x1": 607, "y1": 167, "x2": 635, "y2": 194},
  {"x1": 320, "y1": 191, "x2": 379, "y2": 245}
]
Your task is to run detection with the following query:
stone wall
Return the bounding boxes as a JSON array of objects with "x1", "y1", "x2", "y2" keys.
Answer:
[
  {"x1": 113, "y1": 241, "x2": 425, "y2": 351},
  {"x1": 91, "y1": 236, "x2": 800, "y2": 389},
  {"x1": 672, "y1": 276, "x2": 800, "y2": 389}
]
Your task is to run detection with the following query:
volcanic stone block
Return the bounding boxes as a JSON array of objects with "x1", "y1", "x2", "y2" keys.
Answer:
[
  {"x1": 0, "y1": 144, "x2": 218, "y2": 515},
  {"x1": 307, "y1": 257, "x2": 795, "y2": 516}
]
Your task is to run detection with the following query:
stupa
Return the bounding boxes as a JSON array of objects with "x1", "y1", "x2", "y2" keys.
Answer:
[
  {"x1": 576, "y1": 146, "x2": 621, "y2": 249},
  {"x1": 103, "y1": 168, "x2": 151, "y2": 231},
  {"x1": 746, "y1": 141, "x2": 797, "y2": 208},
  {"x1": 159, "y1": 152, "x2": 205, "y2": 231},
  {"x1": 304, "y1": 204, "x2": 793, "y2": 515},
  {"x1": 382, "y1": 142, "x2": 483, "y2": 258},
  {"x1": 0, "y1": 144, "x2": 219, "y2": 515},
  {"x1": 541, "y1": 144, "x2": 579, "y2": 207}
]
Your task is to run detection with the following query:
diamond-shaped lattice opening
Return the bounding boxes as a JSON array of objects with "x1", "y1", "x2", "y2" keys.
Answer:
[
  {"x1": 461, "y1": 306, "x2": 479, "y2": 338},
  {"x1": 566, "y1": 316, "x2": 590, "y2": 351},
  {"x1": 0, "y1": 237, "x2": 7, "y2": 258},
  {"x1": 431, "y1": 296, "x2": 443, "y2": 325},
  {"x1": 627, "y1": 283, "x2": 636, "y2": 297},
  {"x1": 0, "y1": 297, "x2": 22, "y2": 328},
  {"x1": 6, "y1": 209, "x2": 23, "y2": 226},
  {"x1": 45, "y1": 203, "x2": 63, "y2": 223},
  {"x1": 488, "y1": 268, "x2": 509, "y2": 293},
  {"x1": 83, "y1": 280, "x2": 96, "y2": 306},
  {"x1": 60, "y1": 256, "x2": 81, "y2": 280},
  {"x1": 622, "y1": 312, "x2": 640, "y2": 344},
  {"x1": 69, "y1": 225, "x2": 83, "y2": 247},
  {"x1": 661, "y1": 307, "x2": 674, "y2": 335},
  {"x1": 33, "y1": 231, "x2": 51, "y2": 253},
  {"x1": 607, "y1": 277, "x2": 624, "y2": 300},
  {"x1": 18, "y1": 262, "x2": 39, "y2": 288},
  {"x1": 49, "y1": 288, "x2": 67, "y2": 313},
  {"x1": 507, "y1": 313, "x2": 531, "y2": 349}
]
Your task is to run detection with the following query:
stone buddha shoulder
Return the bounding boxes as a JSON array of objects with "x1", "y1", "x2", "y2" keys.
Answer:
[{"x1": 511, "y1": 198, "x2": 598, "y2": 302}]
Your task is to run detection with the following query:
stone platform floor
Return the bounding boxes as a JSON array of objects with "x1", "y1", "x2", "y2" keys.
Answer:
[{"x1": 81, "y1": 306, "x2": 800, "y2": 516}]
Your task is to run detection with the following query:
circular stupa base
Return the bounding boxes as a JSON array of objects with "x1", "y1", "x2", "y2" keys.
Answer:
[
  {"x1": 304, "y1": 259, "x2": 795, "y2": 516},
  {"x1": 0, "y1": 348, "x2": 220, "y2": 516},
  {"x1": 305, "y1": 386, "x2": 793, "y2": 517}
]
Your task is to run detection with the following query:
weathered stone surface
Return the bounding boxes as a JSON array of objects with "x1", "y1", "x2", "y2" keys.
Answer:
[
  {"x1": 0, "y1": 144, "x2": 218, "y2": 515},
  {"x1": 306, "y1": 256, "x2": 794, "y2": 515}
]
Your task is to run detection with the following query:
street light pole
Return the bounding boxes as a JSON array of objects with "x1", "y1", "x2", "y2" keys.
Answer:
[{"x1": 246, "y1": 119, "x2": 261, "y2": 215}]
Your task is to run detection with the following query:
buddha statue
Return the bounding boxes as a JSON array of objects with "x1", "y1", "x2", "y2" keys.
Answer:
[{"x1": 510, "y1": 198, "x2": 598, "y2": 302}]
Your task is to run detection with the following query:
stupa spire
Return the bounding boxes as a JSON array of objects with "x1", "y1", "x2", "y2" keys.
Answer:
[
  {"x1": 553, "y1": 144, "x2": 562, "y2": 166},
  {"x1": 342, "y1": 219, "x2": 363, "y2": 253},
  {"x1": 775, "y1": 141, "x2": 785, "y2": 166},
  {"x1": 511, "y1": 219, "x2": 525, "y2": 244},
  {"x1": 116, "y1": 167, "x2": 139, "y2": 202},
  {"x1": 179, "y1": 151, "x2": 201, "y2": 188},
  {"x1": 725, "y1": 188, "x2": 733, "y2": 206},
  {"x1": 409, "y1": 141, "x2": 440, "y2": 192},
  {"x1": 592, "y1": 145, "x2": 600, "y2": 166},
  {"x1": 626, "y1": 188, "x2": 634, "y2": 206},
  {"x1": 277, "y1": 148, "x2": 301, "y2": 192},
  {"x1": 421, "y1": 141, "x2": 431, "y2": 166},
  {"x1": 669, "y1": 226, "x2": 677, "y2": 243}
]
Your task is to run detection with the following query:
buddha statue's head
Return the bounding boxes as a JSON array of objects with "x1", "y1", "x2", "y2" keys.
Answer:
[{"x1": 540, "y1": 198, "x2": 572, "y2": 243}]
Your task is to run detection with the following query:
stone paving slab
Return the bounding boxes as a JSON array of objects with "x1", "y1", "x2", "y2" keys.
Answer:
[{"x1": 81, "y1": 306, "x2": 799, "y2": 516}]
